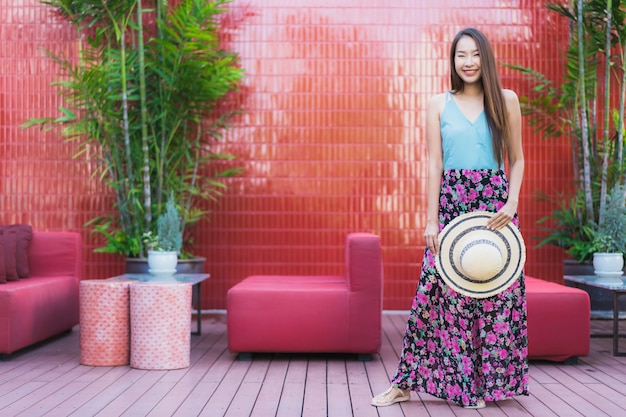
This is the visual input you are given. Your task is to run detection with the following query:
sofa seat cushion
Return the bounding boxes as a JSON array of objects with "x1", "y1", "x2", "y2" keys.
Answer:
[
  {"x1": 0, "y1": 275, "x2": 79, "y2": 354},
  {"x1": 227, "y1": 275, "x2": 350, "y2": 353},
  {"x1": 526, "y1": 276, "x2": 590, "y2": 362}
]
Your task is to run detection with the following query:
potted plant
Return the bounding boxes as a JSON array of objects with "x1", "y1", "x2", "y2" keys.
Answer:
[
  {"x1": 507, "y1": 1, "x2": 626, "y2": 267},
  {"x1": 143, "y1": 193, "x2": 183, "y2": 277},
  {"x1": 23, "y1": 0, "x2": 244, "y2": 267},
  {"x1": 590, "y1": 184, "x2": 626, "y2": 281}
]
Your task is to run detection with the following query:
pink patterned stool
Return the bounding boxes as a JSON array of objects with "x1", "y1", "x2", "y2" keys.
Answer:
[
  {"x1": 130, "y1": 282, "x2": 192, "y2": 370},
  {"x1": 79, "y1": 279, "x2": 132, "y2": 366}
]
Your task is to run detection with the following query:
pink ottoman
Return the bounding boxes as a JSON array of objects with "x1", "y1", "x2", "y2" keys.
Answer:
[
  {"x1": 79, "y1": 279, "x2": 132, "y2": 366},
  {"x1": 130, "y1": 282, "x2": 192, "y2": 370},
  {"x1": 526, "y1": 276, "x2": 590, "y2": 362}
]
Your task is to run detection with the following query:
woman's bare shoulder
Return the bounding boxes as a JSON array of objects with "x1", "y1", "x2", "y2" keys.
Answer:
[
  {"x1": 502, "y1": 88, "x2": 520, "y2": 102},
  {"x1": 502, "y1": 89, "x2": 521, "y2": 113},
  {"x1": 427, "y1": 92, "x2": 448, "y2": 111},
  {"x1": 428, "y1": 92, "x2": 448, "y2": 104}
]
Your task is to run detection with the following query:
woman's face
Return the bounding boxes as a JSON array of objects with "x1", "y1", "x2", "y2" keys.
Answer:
[{"x1": 454, "y1": 35, "x2": 482, "y2": 86}]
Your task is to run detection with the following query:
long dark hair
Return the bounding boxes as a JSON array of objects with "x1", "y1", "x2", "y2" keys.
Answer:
[{"x1": 449, "y1": 27, "x2": 508, "y2": 167}]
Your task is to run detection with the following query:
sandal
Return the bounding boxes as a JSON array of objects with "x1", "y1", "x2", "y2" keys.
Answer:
[
  {"x1": 371, "y1": 385, "x2": 410, "y2": 407},
  {"x1": 463, "y1": 399, "x2": 486, "y2": 409}
]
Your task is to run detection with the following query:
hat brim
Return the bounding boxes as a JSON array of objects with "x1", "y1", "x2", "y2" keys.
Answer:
[{"x1": 435, "y1": 211, "x2": 526, "y2": 299}]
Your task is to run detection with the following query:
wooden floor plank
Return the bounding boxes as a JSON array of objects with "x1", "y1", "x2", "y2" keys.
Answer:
[
  {"x1": 44, "y1": 366, "x2": 133, "y2": 417},
  {"x1": 223, "y1": 359, "x2": 270, "y2": 417},
  {"x1": 223, "y1": 381, "x2": 263, "y2": 417},
  {"x1": 0, "y1": 382, "x2": 47, "y2": 415},
  {"x1": 25, "y1": 381, "x2": 90, "y2": 417},
  {"x1": 0, "y1": 313, "x2": 625, "y2": 417},
  {"x1": 363, "y1": 356, "x2": 405, "y2": 417},
  {"x1": 525, "y1": 381, "x2": 584, "y2": 417},
  {"x1": 492, "y1": 398, "x2": 545, "y2": 417},
  {"x1": 585, "y1": 382, "x2": 626, "y2": 410},
  {"x1": 326, "y1": 359, "x2": 352, "y2": 417},
  {"x1": 506, "y1": 395, "x2": 559, "y2": 417},
  {"x1": 93, "y1": 369, "x2": 167, "y2": 416},
  {"x1": 65, "y1": 367, "x2": 148, "y2": 417},
  {"x1": 145, "y1": 333, "x2": 228, "y2": 416},
  {"x1": 541, "y1": 383, "x2": 610, "y2": 417},
  {"x1": 163, "y1": 346, "x2": 233, "y2": 416},
  {"x1": 174, "y1": 381, "x2": 219, "y2": 417},
  {"x1": 275, "y1": 360, "x2": 307, "y2": 417},
  {"x1": 301, "y1": 358, "x2": 327, "y2": 417},
  {"x1": 346, "y1": 361, "x2": 379, "y2": 417},
  {"x1": 119, "y1": 381, "x2": 177, "y2": 417},
  {"x1": 197, "y1": 356, "x2": 253, "y2": 416},
  {"x1": 248, "y1": 358, "x2": 289, "y2": 417},
  {"x1": 539, "y1": 365, "x2": 626, "y2": 416},
  {"x1": 5, "y1": 361, "x2": 93, "y2": 416}
]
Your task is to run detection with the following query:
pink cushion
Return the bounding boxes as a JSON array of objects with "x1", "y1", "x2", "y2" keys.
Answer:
[
  {"x1": 0, "y1": 224, "x2": 33, "y2": 280},
  {"x1": 1, "y1": 227, "x2": 18, "y2": 281},
  {"x1": 0, "y1": 233, "x2": 5, "y2": 284},
  {"x1": 526, "y1": 276, "x2": 590, "y2": 362},
  {"x1": 13, "y1": 224, "x2": 33, "y2": 278}
]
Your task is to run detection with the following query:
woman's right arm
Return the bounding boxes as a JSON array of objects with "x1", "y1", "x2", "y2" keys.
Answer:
[{"x1": 425, "y1": 94, "x2": 444, "y2": 255}]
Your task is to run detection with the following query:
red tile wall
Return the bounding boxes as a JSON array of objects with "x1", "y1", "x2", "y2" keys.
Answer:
[{"x1": 1, "y1": 0, "x2": 570, "y2": 310}]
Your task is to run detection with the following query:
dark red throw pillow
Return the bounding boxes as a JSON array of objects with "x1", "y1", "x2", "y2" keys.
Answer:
[
  {"x1": 0, "y1": 233, "x2": 6, "y2": 284},
  {"x1": 12, "y1": 224, "x2": 33, "y2": 278},
  {"x1": 1, "y1": 227, "x2": 18, "y2": 281}
]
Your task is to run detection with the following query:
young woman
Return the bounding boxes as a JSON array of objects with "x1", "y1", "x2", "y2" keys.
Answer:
[{"x1": 371, "y1": 27, "x2": 528, "y2": 410}]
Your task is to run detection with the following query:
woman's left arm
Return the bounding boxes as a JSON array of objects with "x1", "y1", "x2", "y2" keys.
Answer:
[{"x1": 488, "y1": 89, "x2": 524, "y2": 230}]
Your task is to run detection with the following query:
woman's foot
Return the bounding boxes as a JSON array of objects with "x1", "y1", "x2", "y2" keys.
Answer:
[
  {"x1": 463, "y1": 399, "x2": 486, "y2": 409},
  {"x1": 370, "y1": 385, "x2": 410, "y2": 407}
]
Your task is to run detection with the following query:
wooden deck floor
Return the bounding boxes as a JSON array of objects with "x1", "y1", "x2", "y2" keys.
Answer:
[{"x1": 1, "y1": 312, "x2": 625, "y2": 417}]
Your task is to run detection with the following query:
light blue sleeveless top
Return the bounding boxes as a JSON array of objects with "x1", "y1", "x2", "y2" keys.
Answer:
[{"x1": 441, "y1": 92, "x2": 502, "y2": 170}]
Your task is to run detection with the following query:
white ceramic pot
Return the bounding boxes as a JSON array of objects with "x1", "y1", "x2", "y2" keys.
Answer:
[
  {"x1": 147, "y1": 250, "x2": 178, "y2": 277},
  {"x1": 593, "y1": 252, "x2": 624, "y2": 278}
]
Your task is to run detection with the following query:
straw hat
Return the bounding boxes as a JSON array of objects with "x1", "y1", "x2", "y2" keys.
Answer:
[{"x1": 435, "y1": 211, "x2": 526, "y2": 298}]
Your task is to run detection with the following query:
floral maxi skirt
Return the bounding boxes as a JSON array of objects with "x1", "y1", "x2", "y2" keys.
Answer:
[{"x1": 390, "y1": 169, "x2": 530, "y2": 407}]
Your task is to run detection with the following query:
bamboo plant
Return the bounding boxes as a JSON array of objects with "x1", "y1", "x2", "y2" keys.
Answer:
[
  {"x1": 507, "y1": 0, "x2": 626, "y2": 262},
  {"x1": 25, "y1": 0, "x2": 244, "y2": 258}
]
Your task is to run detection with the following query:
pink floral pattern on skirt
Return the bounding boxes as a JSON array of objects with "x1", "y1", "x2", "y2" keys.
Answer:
[{"x1": 391, "y1": 169, "x2": 530, "y2": 407}]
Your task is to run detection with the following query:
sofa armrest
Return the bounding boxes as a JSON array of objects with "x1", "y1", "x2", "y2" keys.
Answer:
[
  {"x1": 28, "y1": 232, "x2": 82, "y2": 278},
  {"x1": 345, "y1": 233, "x2": 382, "y2": 352},
  {"x1": 346, "y1": 233, "x2": 382, "y2": 293}
]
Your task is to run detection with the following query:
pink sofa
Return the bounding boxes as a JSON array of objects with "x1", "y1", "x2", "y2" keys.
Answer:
[
  {"x1": 0, "y1": 231, "x2": 82, "y2": 358},
  {"x1": 526, "y1": 276, "x2": 590, "y2": 363},
  {"x1": 227, "y1": 233, "x2": 382, "y2": 358}
]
